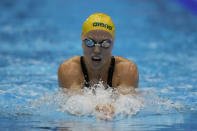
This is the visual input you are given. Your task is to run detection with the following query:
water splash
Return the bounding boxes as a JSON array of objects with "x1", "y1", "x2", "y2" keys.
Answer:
[
  {"x1": 21, "y1": 82, "x2": 191, "y2": 121},
  {"x1": 0, "y1": 82, "x2": 195, "y2": 121}
]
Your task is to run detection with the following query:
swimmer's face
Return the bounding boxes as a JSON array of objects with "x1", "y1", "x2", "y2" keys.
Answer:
[{"x1": 82, "y1": 30, "x2": 114, "y2": 70}]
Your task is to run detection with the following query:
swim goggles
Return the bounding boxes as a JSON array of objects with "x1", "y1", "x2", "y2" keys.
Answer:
[{"x1": 83, "y1": 39, "x2": 112, "y2": 48}]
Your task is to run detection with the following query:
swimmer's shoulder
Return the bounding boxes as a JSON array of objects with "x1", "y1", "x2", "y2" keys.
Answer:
[
  {"x1": 114, "y1": 56, "x2": 137, "y2": 68},
  {"x1": 59, "y1": 56, "x2": 81, "y2": 70},
  {"x1": 58, "y1": 56, "x2": 82, "y2": 81},
  {"x1": 114, "y1": 56, "x2": 138, "y2": 87}
]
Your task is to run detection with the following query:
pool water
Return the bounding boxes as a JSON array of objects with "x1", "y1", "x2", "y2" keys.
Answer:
[{"x1": 0, "y1": 0, "x2": 197, "y2": 130}]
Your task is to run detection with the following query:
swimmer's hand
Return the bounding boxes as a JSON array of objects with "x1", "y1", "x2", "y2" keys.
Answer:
[{"x1": 95, "y1": 103, "x2": 115, "y2": 121}]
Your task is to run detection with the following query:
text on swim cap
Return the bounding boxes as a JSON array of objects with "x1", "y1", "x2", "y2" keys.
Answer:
[{"x1": 93, "y1": 22, "x2": 112, "y2": 30}]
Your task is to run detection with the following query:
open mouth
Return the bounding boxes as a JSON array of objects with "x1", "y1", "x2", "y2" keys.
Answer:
[{"x1": 91, "y1": 56, "x2": 102, "y2": 62}]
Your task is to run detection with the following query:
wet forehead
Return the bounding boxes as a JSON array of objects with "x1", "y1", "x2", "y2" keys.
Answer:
[{"x1": 84, "y1": 30, "x2": 113, "y2": 41}]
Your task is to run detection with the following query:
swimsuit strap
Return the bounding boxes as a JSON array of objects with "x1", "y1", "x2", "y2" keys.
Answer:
[
  {"x1": 107, "y1": 56, "x2": 115, "y2": 88},
  {"x1": 80, "y1": 56, "x2": 115, "y2": 88},
  {"x1": 80, "y1": 56, "x2": 90, "y2": 87}
]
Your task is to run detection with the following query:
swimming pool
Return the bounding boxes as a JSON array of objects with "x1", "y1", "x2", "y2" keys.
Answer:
[{"x1": 0, "y1": 0, "x2": 197, "y2": 130}]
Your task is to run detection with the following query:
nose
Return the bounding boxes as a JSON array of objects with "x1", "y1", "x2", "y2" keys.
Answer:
[{"x1": 93, "y1": 46, "x2": 101, "y2": 54}]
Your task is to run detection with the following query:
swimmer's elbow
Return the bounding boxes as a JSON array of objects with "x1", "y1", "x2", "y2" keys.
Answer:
[
  {"x1": 58, "y1": 64, "x2": 66, "y2": 88},
  {"x1": 130, "y1": 63, "x2": 139, "y2": 88}
]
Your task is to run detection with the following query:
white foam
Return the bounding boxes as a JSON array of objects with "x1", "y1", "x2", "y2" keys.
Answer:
[
  {"x1": 114, "y1": 94, "x2": 144, "y2": 116},
  {"x1": 63, "y1": 95, "x2": 94, "y2": 116},
  {"x1": 27, "y1": 83, "x2": 190, "y2": 120},
  {"x1": 55, "y1": 83, "x2": 144, "y2": 120}
]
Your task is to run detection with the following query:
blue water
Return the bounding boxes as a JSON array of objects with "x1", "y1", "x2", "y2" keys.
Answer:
[{"x1": 1, "y1": 0, "x2": 197, "y2": 130}]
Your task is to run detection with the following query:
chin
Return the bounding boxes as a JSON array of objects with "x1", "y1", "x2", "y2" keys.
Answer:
[{"x1": 90, "y1": 60, "x2": 104, "y2": 70}]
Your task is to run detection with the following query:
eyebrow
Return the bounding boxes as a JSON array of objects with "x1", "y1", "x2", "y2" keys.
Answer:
[
  {"x1": 86, "y1": 37, "x2": 111, "y2": 43},
  {"x1": 99, "y1": 39, "x2": 112, "y2": 43}
]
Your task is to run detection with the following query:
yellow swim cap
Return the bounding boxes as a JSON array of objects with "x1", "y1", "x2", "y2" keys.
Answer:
[{"x1": 82, "y1": 13, "x2": 115, "y2": 37}]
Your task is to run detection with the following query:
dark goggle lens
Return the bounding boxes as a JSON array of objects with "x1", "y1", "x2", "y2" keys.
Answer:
[
  {"x1": 84, "y1": 39, "x2": 112, "y2": 48},
  {"x1": 101, "y1": 40, "x2": 111, "y2": 48},
  {"x1": 84, "y1": 39, "x2": 94, "y2": 47}
]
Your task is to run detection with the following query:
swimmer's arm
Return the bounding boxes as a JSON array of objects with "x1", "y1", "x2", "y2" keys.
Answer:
[
  {"x1": 58, "y1": 62, "x2": 68, "y2": 88},
  {"x1": 117, "y1": 62, "x2": 139, "y2": 95},
  {"x1": 58, "y1": 62, "x2": 83, "y2": 94}
]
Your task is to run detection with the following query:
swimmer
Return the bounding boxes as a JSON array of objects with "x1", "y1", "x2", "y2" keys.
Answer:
[{"x1": 58, "y1": 13, "x2": 139, "y2": 120}]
